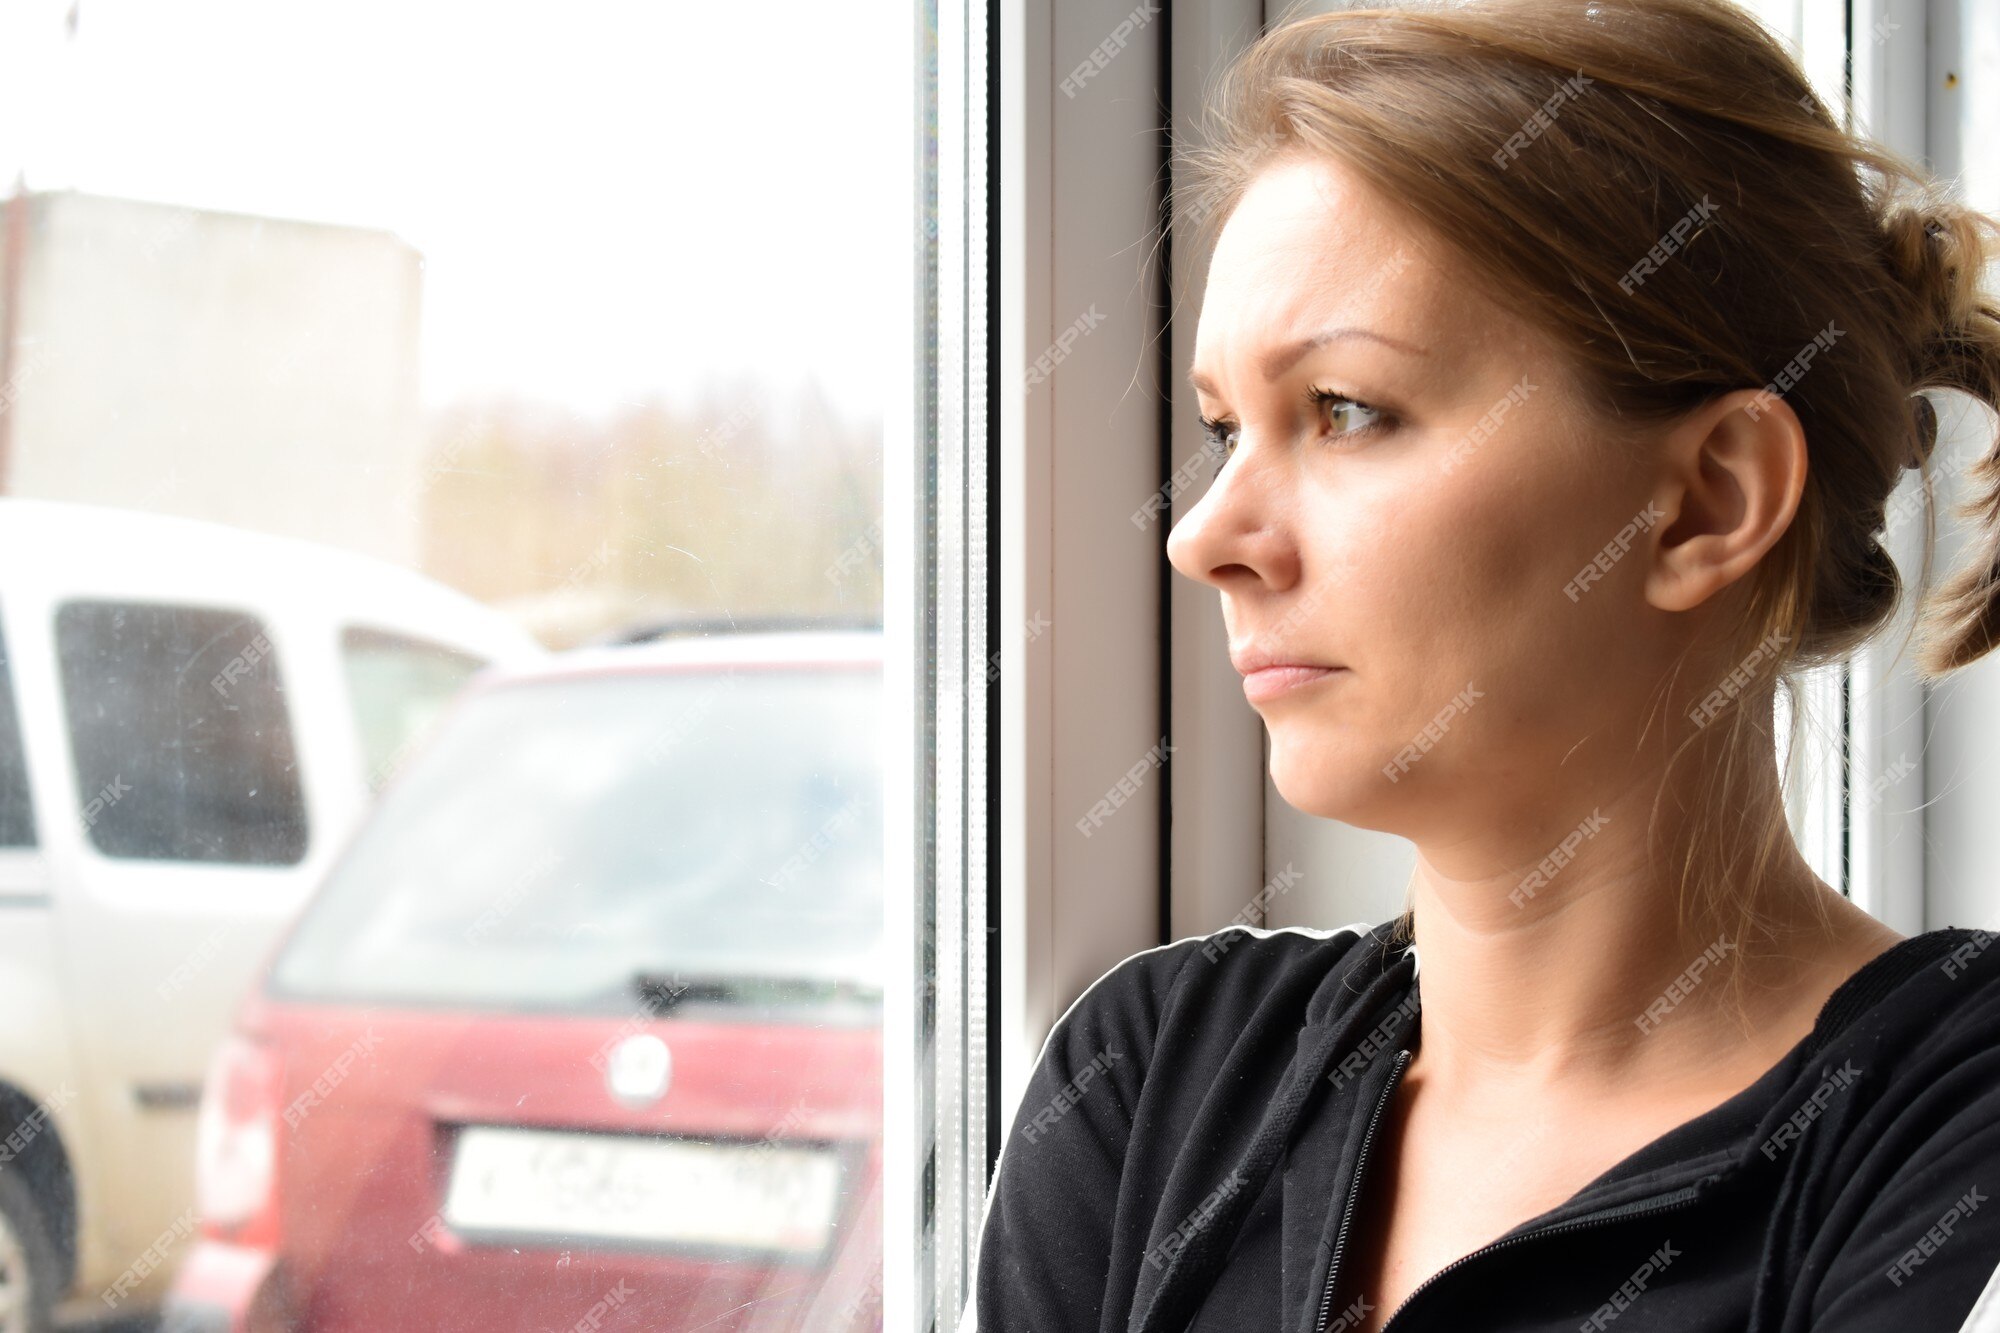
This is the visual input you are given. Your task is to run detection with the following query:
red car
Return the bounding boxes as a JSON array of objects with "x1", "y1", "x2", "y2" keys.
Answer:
[{"x1": 165, "y1": 630, "x2": 885, "y2": 1332}]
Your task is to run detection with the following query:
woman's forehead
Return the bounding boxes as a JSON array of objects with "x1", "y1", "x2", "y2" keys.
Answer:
[{"x1": 1195, "y1": 160, "x2": 1533, "y2": 383}]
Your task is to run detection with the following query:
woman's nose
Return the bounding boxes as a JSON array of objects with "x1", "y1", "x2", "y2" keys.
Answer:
[{"x1": 1164, "y1": 452, "x2": 1294, "y2": 592}]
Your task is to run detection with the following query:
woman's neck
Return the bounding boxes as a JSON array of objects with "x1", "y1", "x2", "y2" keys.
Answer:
[{"x1": 1398, "y1": 751, "x2": 1903, "y2": 1108}]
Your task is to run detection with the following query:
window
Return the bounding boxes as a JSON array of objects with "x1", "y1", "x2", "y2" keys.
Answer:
[
  {"x1": 55, "y1": 600, "x2": 307, "y2": 865},
  {"x1": 339, "y1": 625, "x2": 487, "y2": 791},
  {"x1": 0, "y1": 608, "x2": 33, "y2": 848},
  {"x1": 272, "y1": 666, "x2": 883, "y2": 1013},
  {"x1": 0, "y1": 1, "x2": 961, "y2": 1329}
]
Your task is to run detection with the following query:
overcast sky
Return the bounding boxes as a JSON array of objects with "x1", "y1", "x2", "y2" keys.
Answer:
[{"x1": 0, "y1": 0, "x2": 913, "y2": 422}]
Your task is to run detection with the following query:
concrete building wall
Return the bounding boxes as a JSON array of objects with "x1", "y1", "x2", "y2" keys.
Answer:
[{"x1": 0, "y1": 190, "x2": 423, "y2": 566}]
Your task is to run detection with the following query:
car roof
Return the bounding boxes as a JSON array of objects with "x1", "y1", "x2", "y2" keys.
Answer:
[
  {"x1": 0, "y1": 497, "x2": 545, "y2": 661},
  {"x1": 477, "y1": 628, "x2": 883, "y2": 687}
]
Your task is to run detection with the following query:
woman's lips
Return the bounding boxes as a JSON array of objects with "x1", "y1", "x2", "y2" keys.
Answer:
[{"x1": 1242, "y1": 665, "x2": 1345, "y2": 703}]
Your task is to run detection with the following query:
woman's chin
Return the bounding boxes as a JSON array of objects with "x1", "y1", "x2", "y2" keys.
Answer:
[{"x1": 1267, "y1": 740, "x2": 1394, "y2": 826}]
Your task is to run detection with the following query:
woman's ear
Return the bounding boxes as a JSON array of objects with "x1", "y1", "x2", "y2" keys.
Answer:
[{"x1": 1644, "y1": 388, "x2": 1808, "y2": 614}]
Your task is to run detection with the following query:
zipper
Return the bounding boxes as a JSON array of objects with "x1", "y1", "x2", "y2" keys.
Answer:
[
  {"x1": 1312, "y1": 1047, "x2": 1411, "y2": 1333},
  {"x1": 1371, "y1": 1180, "x2": 1710, "y2": 1331}
]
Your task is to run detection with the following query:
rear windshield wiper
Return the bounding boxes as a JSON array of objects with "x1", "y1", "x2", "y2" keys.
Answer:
[{"x1": 630, "y1": 970, "x2": 879, "y2": 1008}]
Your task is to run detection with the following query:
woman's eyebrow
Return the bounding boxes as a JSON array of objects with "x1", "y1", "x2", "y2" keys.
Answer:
[{"x1": 1188, "y1": 325, "x2": 1429, "y2": 396}]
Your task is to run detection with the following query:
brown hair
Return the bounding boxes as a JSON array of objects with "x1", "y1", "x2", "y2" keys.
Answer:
[{"x1": 1180, "y1": 0, "x2": 2000, "y2": 1015}]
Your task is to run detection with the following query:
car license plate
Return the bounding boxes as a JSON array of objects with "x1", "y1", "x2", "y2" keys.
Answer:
[{"x1": 442, "y1": 1125, "x2": 844, "y2": 1257}]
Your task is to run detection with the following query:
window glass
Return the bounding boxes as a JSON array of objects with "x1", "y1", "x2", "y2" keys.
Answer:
[
  {"x1": 0, "y1": 609, "x2": 33, "y2": 848},
  {"x1": 339, "y1": 625, "x2": 486, "y2": 791},
  {"x1": 55, "y1": 600, "x2": 307, "y2": 865},
  {"x1": 274, "y1": 665, "x2": 882, "y2": 1012},
  {"x1": 0, "y1": 1, "x2": 916, "y2": 1327}
]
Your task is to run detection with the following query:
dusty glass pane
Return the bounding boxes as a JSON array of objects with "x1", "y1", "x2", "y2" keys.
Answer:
[
  {"x1": 57, "y1": 600, "x2": 308, "y2": 866},
  {"x1": 0, "y1": 608, "x2": 34, "y2": 848},
  {"x1": 338, "y1": 626, "x2": 487, "y2": 792},
  {"x1": 0, "y1": 1, "x2": 909, "y2": 1329}
]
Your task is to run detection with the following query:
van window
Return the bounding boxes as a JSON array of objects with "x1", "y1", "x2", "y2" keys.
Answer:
[
  {"x1": 340, "y1": 626, "x2": 487, "y2": 791},
  {"x1": 0, "y1": 611, "x2": 32, "y2": 848},
  {"x1": 56, "y1": 600, "x2": 308, "y2": 865}
]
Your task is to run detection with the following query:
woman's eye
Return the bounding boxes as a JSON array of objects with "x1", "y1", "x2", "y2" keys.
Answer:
[
  {"x1": 1310, "y1": 388, "x2": 1385, "y2": 439},
  {"x1": 1198, "y1": 391, "x2": 1385, "y2": 471},
  {"x1": 1199, "y1": 415, "x2": 1238, "y2": 463}
]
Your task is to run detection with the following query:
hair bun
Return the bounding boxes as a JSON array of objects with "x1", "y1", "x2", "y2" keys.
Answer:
[{"x1": 1881, "y1": 201, "x2": 1987, "y2": 379}]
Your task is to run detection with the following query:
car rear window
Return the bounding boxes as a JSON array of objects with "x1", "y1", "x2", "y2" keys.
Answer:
[{"x1": 269, "y1": 662, "x2": 881, "y2": 1014}]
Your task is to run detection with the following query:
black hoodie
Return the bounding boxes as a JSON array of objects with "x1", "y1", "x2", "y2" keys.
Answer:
[{"x1": 964, "y1": 919, "x2": 2000, "y2": 1332}]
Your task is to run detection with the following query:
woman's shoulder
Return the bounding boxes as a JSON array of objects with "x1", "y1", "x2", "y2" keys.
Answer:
[
  {"x1": 1044, "y1": 918, "x2": 1394, "y2": 1051},
  {"x1": 1825, "y1": 924, "x2": 2000, "y2": 1056}
]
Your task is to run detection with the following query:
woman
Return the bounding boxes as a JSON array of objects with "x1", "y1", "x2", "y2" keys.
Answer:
[{"x1": 970, "y1": 0, "x2": 2000, "y2": 1330}]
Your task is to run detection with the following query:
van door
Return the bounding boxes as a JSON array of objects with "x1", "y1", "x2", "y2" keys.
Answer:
[{"x1": 48, "y1": 599, "x2": 316, "y2": 1285}]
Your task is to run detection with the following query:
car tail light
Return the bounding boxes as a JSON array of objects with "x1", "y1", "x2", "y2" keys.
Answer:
[{"x1": 194, "y1": 1034, "x2": 282, "y2": 1247}]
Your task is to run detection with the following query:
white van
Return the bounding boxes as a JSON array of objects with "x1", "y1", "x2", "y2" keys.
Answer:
[{"x1": 0, "y1": 498, "x2": 547, "y2": 1328}]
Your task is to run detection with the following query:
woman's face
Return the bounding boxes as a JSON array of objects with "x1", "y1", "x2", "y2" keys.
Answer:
[{"x1": 1167, "y1": 153, "x2": 1688, "y2": 846}]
